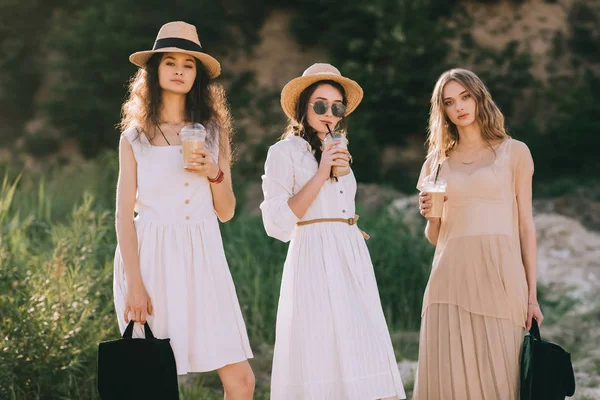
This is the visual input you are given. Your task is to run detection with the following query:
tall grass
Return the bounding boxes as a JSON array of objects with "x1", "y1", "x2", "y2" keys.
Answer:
[
  {"x1": 0, "y1": 186, "x2": 117, "y2": 399},
  {"x1": 0, "y1": 158, "x2": 433, "y2": 398}
]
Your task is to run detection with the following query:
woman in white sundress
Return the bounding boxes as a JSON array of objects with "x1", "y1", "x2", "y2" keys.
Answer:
[
  {"x1": 260, "y1": 63, "x2": 406, "y2": 400},
  {"x1": 112, "y1": 21, "x2": 254, "y2": 398}
]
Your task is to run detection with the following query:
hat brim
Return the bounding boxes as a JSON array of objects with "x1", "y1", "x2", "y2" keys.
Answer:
[
  {"x1": 129, "y1": 48, "x2": 221, "y2": 78},
  {"x1": 280, "y1": 74, "x2": 364, "y2": 120}
]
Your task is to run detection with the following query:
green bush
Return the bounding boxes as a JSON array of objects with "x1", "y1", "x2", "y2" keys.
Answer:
[
  {"x1": 4, "y1": 0, "x2": 599, "y2": 192},
  {"x1": 360, "y1": 212, "x2": 433, "y2": 330},
  {"x1": 0, "y1": 0, "x2": 58, "y2": 146},
  {"x1": 0, "y1": 180, "x2": 117, "y2": 399},
  {"x1": 40, "y1": 0, "x2": 275, "y2": 158},
  {"x1": 0, "y1": 159, "x2": 432, "y2": 398},
  {"x1": 568, "y1": 1, "x2": 600, "y2": 64},
  {"x1": 289, "y1": 0, "x2": 458, "y2": 183}
]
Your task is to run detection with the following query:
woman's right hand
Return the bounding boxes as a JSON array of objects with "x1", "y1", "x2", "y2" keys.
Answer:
[
  {"x1": 316, "y1": 142, "x2": 350, "y2": 181},
  {"x1": 419, "y1": 192, "x2": 448, "y2": 221},
  {"x1": 124, "y1": 282, "x2": 153, "y2": 324}
]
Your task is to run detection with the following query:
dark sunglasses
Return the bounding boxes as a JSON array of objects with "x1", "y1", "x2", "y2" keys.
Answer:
[{"x1": 309, "y1": 100, "x2": 347, "y2": 118}]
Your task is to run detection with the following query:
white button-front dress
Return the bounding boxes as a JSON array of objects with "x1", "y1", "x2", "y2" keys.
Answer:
[
  {"x1": 260, "y1": 134, "x2": 406, "y2": 400},
  {"x1": 113, "y1": 125, "x2": 253, "y2": 375}
]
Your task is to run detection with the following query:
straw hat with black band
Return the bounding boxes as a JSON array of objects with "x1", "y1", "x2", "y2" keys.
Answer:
[
  {"x1": 129, "y1": 21, "x2": 221, "y2": 79},
  {"x1": 280, "y1": 63, "x2": 364, "y2": 120}
]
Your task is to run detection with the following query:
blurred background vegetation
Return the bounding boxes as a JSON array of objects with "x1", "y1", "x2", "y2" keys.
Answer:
[{"x1": 1, "y1": 0, "x2": 599, "y2": 398}]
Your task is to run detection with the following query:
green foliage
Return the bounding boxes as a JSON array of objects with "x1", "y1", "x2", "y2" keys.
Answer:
[
  {"x1": 289, "y1": 0, "x2": 459, "y2": 182},
  {"x1": 4, "y1": 150, "x2": 119, "y2": 222},
  {"x1": 360, "y1": 211, "x2": 433, "y2": 329},
  {"x1": 2, "y1": 0, "x2": 599, "y2": 192},
  {"x1": 0, "y1": 158, "x2": 432, "y2": 397},
  {"x1": 532, "y1": 71, "x2": 600, "y2": 179},
  {"x1": 221, "y1": 213, "x2": 287, "y2": 344},
  {"x1": 39, "y1": 0, "x2": 276, "y2": 158},
  {"x1": 178, "y1": 372, "x2": 271, "y2": 399},
  {"x1": 0, "y1": 183, "x2": 117, "y2": 399},
  {"x1": 41, "y1": 0, "x2": 234, "y2": 158},
  {"x1": 568, "y1": 1, "x2": 600, "y2": 65},
  {"x1": 0, "y1": 0, "x2": 57, "y2": 145},
  {"x1": 533, "y1": 176, "x2": 600, "y2": 200}
]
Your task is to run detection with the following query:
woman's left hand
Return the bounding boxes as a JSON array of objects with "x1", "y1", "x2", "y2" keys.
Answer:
[
  {"x1": 526, "y1": 302, "x2": 544, "y2": 331},
  {"x1": 185, "y1": 150, "x2": 220, "y2": 179}
]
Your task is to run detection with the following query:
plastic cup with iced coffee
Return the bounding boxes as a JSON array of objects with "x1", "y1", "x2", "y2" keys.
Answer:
[
  {"x1": 180, "y1": 123, "x2": 207, "y2": 169},
  {"x1": 323, "y1": 132, "x2": 350, "y2": 177},
  {"x1": 421, "y1": 175, "x2": 447, "y2": 218}
]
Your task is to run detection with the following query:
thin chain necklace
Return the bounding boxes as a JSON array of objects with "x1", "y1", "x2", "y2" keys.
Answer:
[
  {"x1": 455, "y1": 146, "x2": 488, "y2": 165},
  {"x1": 162, "y1": 120, "x2": 186, "y2": 135}
]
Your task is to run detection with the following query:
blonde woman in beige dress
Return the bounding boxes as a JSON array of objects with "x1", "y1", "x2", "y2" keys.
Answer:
[{"x1": 413, "y1": 68, "x2": 544, "y2": 400}]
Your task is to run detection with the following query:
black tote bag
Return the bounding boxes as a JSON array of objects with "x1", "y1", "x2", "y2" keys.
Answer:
[
  {"x1": 97, "y1": 321, "x2": 179, "y2": 399},
  {"x1": 520, "y1": 318, "x2": 575, "y2": 400}
]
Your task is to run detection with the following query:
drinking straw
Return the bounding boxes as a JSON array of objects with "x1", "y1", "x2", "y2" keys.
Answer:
[
  {"x1": 434, "y1": 163, "x2": 441, "y2": 184},
  {"x1": 326, "y1": 124, "x2": 334, "y2": 138}
]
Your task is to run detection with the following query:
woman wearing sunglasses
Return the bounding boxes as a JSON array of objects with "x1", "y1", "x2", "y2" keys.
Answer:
[{"x1": 260, "y1": 63, "x2": 406, "y2": 400}]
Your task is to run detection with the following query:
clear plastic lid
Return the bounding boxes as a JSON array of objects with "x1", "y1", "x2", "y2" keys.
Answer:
[
  {"x1": 180, "y1": 123, "x2": 206, "y2": 141},
  {"x1": 323, "y1": 132, "x2": 348, "y2": 147},
  {"x1": 421, "y1": 175, "x2": 447, "y2": 191}
]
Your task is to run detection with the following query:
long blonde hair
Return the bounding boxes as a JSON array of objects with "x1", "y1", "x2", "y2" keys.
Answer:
[{"x1": 426, "y1": 68, "x2": 509, "y2": 161}]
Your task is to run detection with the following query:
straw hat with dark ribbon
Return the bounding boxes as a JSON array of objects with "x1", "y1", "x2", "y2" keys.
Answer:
[
  {"x1": 129, "y1": 21, "x2": 221, "y2": 78},
  {"x1": 280, "y1": 63, "x2": 364, "y2": 120}
]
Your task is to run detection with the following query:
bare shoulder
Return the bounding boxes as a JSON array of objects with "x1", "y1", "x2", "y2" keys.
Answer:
[
  {"x1": 121, "y1": 126, "x2": 141, "y2": 144},
  {"x1": 119, "y1": 130, "x2": 137, "y2": 164},
  {"x1": 119, "y1": 133, "x2": 134, "y2": 153}
]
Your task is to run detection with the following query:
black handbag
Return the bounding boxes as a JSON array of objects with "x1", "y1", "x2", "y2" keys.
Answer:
[
  {"x1": 97, "y1": 321, "x2": 179, "y2": 399},
  {"x1": 520, "y1": 318, "x2": 576, "y2": 400}
]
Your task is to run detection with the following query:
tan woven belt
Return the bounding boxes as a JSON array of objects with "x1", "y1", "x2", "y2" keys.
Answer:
[{"x1": 296, "y1": 214, "x2": 370, "y2": 240}]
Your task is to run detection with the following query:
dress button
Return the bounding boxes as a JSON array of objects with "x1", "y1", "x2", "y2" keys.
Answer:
[
  {"x1": 185, "y1": 216, "x2": 190, "y2": 220},
  {"x1": 342, "y1": 210, "x2": 346, "y2": 213},
  {"x1": 185, "y1": 200, "x2": 190, "y2": 204},
  {"x1": 184, "y1": 182, "x2": 189, "y2": 187},
  {"x1": 340, "y1": 190, "x2": 344, "y2": 194},
  {"x1": 179, "y1": 149, "x2": 182, "y2": 154}
]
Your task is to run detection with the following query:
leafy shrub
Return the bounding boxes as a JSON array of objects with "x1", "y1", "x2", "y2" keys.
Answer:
[{"x1": 1, "y1": 160, "x2": 432, "y2": 398}]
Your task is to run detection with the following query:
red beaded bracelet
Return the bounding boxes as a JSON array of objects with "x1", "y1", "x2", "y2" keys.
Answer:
[{"x1": 207, "y1": 168, "x2": 224, "y2": 184}]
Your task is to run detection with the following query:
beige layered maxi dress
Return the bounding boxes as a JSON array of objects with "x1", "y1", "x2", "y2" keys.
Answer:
[{"x1": 412, "y1": 139, "x2": 532, "y2": 400}]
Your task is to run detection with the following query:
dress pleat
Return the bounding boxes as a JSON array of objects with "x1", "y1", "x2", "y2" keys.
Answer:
[
  {"x1": 413, "y1": 139, "x2": 534, "y2": 400},
  {"x1": 261, "y1": 136, "x2": 406, "y2": 400}
]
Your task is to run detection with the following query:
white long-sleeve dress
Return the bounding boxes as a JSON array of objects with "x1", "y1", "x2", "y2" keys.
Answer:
[{"x1": 260, "y1": 134, "x2": 406, "y2": 400}]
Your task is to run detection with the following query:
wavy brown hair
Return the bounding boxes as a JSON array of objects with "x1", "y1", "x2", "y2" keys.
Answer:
[
  {"x1": 119, "y1": 53, "x2": 233, "y2": 162},
  {"x1": 426, "y1": 68, "x2": 509, "y2": 162},
  {"x1": 281, "y1": 80, "x2": 348, "y2": 165}
]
